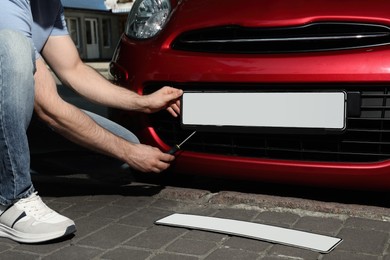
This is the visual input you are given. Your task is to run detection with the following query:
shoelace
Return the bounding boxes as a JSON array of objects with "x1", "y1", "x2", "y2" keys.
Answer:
[{"x1": 16, "y1": 192, "x2": 54, "y2": 220}]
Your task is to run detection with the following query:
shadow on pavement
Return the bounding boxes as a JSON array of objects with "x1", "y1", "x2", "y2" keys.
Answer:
[
  {"x1": 30, "y1": 152, "x2": 164, "y2": 198},
  {"x1": 30, "y1": 152, "x2": 389, "y2": 209}
]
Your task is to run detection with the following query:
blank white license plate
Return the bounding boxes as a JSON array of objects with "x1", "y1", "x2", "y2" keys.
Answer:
[
  {"x1": 181, "y1": 92, "x2": 346, "y2": 131},
  {"x1": 156, "y1": 213, "x2": 342, "y2": 253}
]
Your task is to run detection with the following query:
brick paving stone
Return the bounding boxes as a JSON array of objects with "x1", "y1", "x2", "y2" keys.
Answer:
[
  {"x1": 73, "y1": 215, "x2": 115, "y2": 238},
  {"x1": 165, "y1": 238, "x2": 217, "y2": 256},
  {"x1": 336, "y1": 228, "x2": 388, "y2": 255},
  {"x1": 150, "y1": 253, "x2": 200, "y2": 260},
  {"x1": 212, "y1": 208, "x2": 259, "y2": 221},
  {"x1": 100, "y1": 247, "x2": 152, "y2": 260},
  {"x1": 125, "y1": 226, "x2": 186, "y2": 250},
  {"x1": 0, "y1": 243, "x2": 12, "y2": 252},
  {"x1": 222, "y1": 236, "x2": 271, "y2": 253},
  {"x1": 183, "y1": 207, "x2": 219, "y2": 216},
  {"x1": 259, "y1": 257, "x2": 289, "y2": 260},
  {"x1": 86, "y1": 194, "x2": 123, "y2": 203},
  {"x1": 204, "y1": 247, "x2": 260, "y2": 260},
  {"x1": 61, "y1": 199, "x2": 106, "y2": 215},
  {"x1": 322, "y1": 251, "x2": 379, "y2": 260},
  {"x1": 293, "y1": 216, "x2": 344, "y2": 235},
  {"x1": 344, "y1": 217, "x2": 390, "y2": 232},
  {"x1": 182, "y1": 230, "x2": 227, "y2": 243},
  {"x1": 92, "y1": 204, "x2": 138, "y2": 219},
  {"x1": 77, "y1": 223, "x2": 144, "y2": 249},
  {"x1": 151, "y1": 200, "x2": 210, "y2": 216},
  {"x1": 118, "y1": 207, "x2": 174, "y2": 228},
  {"x1": 0, "y1": 239, "x2": 18, "y2": 247},
  {"x1": 150, "y1": 199, "x2": 184, "y2": 210},
  {"x1": 43, "y1": 245, "x2": 103, "y2": 259},
  {"x1": 266, "y1": 244, "x2": 321, "y2": 259},
  {"x1": 13, "y1": 239, "x2": 72, "y2": 255},
  {"x1": 254, "y1": 211, "x2": 300, "y2": 227},
  {"x1": 48, "y1": 195, "x2": 92, "y2": 204},
  {"x1": 0, "y1": 251, "x2": 39, "y2": 260},
  {"x1": 111, "y1": 196, "x2": 156, "y2": 209}
]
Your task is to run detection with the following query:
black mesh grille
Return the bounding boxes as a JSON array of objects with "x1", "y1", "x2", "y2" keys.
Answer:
[
  {"x1": 171, "y1": 23, "x2": 390, "y2": 54},
  {"x1": 145, "y1": 84, "x2": 390, "y2": 163}
]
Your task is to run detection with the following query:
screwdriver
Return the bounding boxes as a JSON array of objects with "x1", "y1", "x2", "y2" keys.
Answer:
[{"x1": 167, "y1": 131, "x2": 197, "y2": 155}]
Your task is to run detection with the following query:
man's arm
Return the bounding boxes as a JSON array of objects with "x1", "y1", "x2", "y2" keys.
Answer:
[
  {"x1": 41, "y1": 35, "x2": 182, "y2": 116},
  {"x1": 34, "y1": 35, "x2": 180, "y2": 173}
]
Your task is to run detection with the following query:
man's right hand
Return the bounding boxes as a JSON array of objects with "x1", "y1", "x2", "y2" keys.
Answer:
[{"x1": 126, "y1": 143, "x2": 175, "y2": 173}]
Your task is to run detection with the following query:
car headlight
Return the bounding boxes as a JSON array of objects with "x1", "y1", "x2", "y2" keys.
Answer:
[{"x1": 125, "y1": 0, "x2": 171, "y2": 39}]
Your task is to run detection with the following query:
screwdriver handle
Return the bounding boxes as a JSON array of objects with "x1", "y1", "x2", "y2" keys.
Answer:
[{"x1": 167, "y1": 145, "x2": 180, "y2": 155}]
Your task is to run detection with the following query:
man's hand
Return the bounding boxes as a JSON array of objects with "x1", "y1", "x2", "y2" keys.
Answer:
[
  {"x1": 143, "y1": 86, "x2": 183, "y2": 117},
  {"x1": 126, "y1": 143, "x2": 175, "y2": 173}
]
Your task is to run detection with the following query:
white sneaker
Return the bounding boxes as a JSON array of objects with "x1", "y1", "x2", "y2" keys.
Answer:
[{"x1": 0, "y1": 192, "x2": 76, "y2": 243}]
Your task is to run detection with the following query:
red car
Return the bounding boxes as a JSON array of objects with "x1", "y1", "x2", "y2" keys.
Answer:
[{"x1": 109, "y1": 0, "x2": 390, "y2": 190}]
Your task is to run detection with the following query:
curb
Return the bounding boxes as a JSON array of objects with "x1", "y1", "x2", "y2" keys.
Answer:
[{"x1": 156, "y1": 186, "x2": 390, "y2": 221}]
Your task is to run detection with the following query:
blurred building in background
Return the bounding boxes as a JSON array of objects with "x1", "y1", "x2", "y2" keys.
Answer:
[{"x1": 61, "y1": 0, "x2": 133, "y2": 60}]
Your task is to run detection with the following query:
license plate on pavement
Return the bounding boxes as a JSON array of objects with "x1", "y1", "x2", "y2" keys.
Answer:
[{"x1": 181, "y1": 91, "x2": 346, "y2": 133}]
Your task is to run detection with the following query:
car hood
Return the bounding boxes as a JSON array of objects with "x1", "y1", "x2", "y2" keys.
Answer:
[{"x1": 172, "y1": 0, "x2": 390, "y2": 29}]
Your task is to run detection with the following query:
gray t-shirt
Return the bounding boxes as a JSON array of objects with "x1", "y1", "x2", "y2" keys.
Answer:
[{"x1": 0, "y1": 0, "x2": 68, "y2": 58}]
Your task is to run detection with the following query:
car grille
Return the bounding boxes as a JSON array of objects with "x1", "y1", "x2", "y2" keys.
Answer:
[
  {"x1": 145, "y1": 84, "x2": 390, "y2": 163},
  {"x1": 171, "y1": 23, "x2": 390, "y2": 53}
]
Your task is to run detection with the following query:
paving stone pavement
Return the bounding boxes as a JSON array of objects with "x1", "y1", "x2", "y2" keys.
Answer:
[{"x1": 0, "y1": 170, "x2": 388, "y2": 260}]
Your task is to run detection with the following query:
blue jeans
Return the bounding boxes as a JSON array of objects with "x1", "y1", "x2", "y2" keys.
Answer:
[
  {"x1": 0, "y1": 30, "x2": 36, "y2": 206},
  {"x1": 1, "y1": 29, "x2": 139, "y2": 206}
]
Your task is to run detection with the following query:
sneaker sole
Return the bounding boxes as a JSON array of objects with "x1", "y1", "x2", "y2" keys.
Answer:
[{"x1": 0, "y1": 223, "x2": 76, "y2": 243}]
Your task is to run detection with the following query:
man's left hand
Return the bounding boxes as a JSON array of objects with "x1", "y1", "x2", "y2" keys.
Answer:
[{"x1": 144, "y1": 86, "x2": 183, "y2": 117}]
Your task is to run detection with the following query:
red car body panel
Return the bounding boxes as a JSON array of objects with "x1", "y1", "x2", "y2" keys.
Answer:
[{"x1": 110, "y1": 0, "x2": 390, "y2": 190}]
